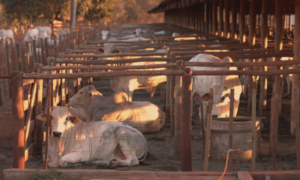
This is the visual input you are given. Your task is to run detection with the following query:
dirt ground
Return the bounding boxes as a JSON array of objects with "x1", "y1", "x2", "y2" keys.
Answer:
[{"x1": 0, "y1": 77, "x2": 298, "y2": 180}]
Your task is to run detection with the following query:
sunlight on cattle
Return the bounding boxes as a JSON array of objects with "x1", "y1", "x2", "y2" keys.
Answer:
[{"x1": 145, "y1": 48, "x2": 154, "y2": 51}]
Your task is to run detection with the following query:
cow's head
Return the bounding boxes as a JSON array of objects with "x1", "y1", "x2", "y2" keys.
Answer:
[
  {"x1": 68, "y1": 85, "x2": 102, "y2": 107},
  {"x1": 193, "y1": 85, "x2": 231, "y2": 117},
  {"x1": 135, "y1": 28, "x2": 142, "y2": 35},
  {"x1": 101, "y1": 30, "x2": 109, "y2": 40},
  {"x1": 36, "y1": 106, "x2": 82, "y2": 137}
]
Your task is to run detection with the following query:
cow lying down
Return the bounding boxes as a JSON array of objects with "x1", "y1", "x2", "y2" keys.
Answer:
[
  {"x1": 36, "y1": 106, "x2": 147, "y2": 168},
  {"x1": 67, "y1": 85, "x2": 165, "y2": 133}
]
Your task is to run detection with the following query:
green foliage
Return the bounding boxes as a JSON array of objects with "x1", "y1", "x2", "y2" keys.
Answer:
[{"x1": 78, "y1": 0, "x2": 114, "y2": 22}]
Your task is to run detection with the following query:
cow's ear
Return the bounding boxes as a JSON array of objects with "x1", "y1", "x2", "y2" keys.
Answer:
[
  {"x1": 95, "y1": 48, "x2": 104, "y2": 54},
  {"x1": 112, "y1": 49, "x2": 120, "y2": 53},
  {"x1": 89, "y1": 90, "x2": 102, "y2": 99},
  {"x1": 36, "y1": 113, "x2": 47, "y2": 122},
  {"x1": 114, "y1": 92, "x2": 128, "y2": 104},
  {"x1": 193, "y1": 92, "x2": 202, "y2": 101},
  {"x1": 68, "y1": 116, "x2": 81, "y2": 124}
]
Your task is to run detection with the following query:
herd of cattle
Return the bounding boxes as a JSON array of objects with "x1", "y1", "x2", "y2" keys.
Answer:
[
  {"x1": 32, "y1": 27, "x2": 296, "y2": 169},
  {"x1": 0, "y1": 27, "x2": 69, "y2": 56}
]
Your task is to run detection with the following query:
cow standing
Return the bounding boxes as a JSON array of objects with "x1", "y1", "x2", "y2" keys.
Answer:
[{"x1": 36, "y1": 106, "x2": 147, "y2": 168}]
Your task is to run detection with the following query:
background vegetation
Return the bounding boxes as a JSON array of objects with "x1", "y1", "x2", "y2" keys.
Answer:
[{"x1": 0, "y1": 0, "x2": 164, "y2": 28}]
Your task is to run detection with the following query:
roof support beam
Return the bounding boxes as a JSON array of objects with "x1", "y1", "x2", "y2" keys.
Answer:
[
  {"x1": 213, "y1": 0, "x2": 218, "y2": 35},
  {"x1": 231, "y1": 0, "x2": 237, "y2": 39},
  {"x1": 224, "y1": 0, "x2": 230, "y2": 39},
  {"x1": 239, "y1": 0, "x2": 246, "y2": 43},
  {"x1": 218, "y1": 0, "x2": 224, "y2": 37}
]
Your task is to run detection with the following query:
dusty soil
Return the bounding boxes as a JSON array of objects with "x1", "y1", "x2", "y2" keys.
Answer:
[{"x1": 0, "y1": 78, "x2": 298, "y2": 179}]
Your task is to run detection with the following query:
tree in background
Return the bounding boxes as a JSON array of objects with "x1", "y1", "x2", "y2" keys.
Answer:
[
  {"x1": 77, "y1": 0, "x2": 114, "y2": 22},
  {"x1": 0, "y1": 0, "x2": 163, "y2": 29}
]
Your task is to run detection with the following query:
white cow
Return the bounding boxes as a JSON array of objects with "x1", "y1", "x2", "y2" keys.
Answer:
[
  {"x1": 57, "y1": 28, "x2": 70, "y2": 36},
  {"x1": 154, "y1": 31, "x2": 166, "y2": 35},
  {"x1": 101, "y1": 30, "x2": 109, "y2": 40},
  {"x1": 33, "y1": 26, "x2": 51, "y2": 39},
  {"x1": 36, "y1": 106, "x2": 147, "y2": 168},
  {"x1": 67, "y1": 85, "x2": 166, "y2": 133},
  {"x1": 23, "y1": 29, "x2": 39, "y2": 43},
  {"x1": 0, "y1": 29, "x2": 15, "y2": 45},
  {"x1": 189, "y1": 54, "x2": 242, "y2": 118}
]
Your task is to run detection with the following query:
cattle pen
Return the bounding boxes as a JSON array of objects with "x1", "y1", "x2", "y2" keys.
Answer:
[{"x1": 1, "y1": 1, "x2": 300, "y2": 180}]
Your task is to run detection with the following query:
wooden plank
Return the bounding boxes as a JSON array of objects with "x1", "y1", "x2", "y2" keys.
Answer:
[
  {"x1": 174, "y1": 60, "x2": 183, "y2": 159},
  {"x1": 231, "y1": 0, "x2": 237, "y2": 40},
  {"x1": 11, "y1": 72, "x2": 25, "y2": 169},
  {"x1": 228, "y1": 89, "x2": 234, "y2": 171},
  {"x1": 24, "y1": 81, "x2": 37, "y2": 148},
  {"x1": 24, "y1": 143, "x2": 34, "y2": 162},
  {"x1": 292, "y1": 0, "x2": 300, "y2": 136},
  {"x1": 239, "y1": 0, "x2": 246, "y2": 43},
  {"x1": 294, "y1": 88, "x2": 300, "y2": 169},
  {"x1": 251, "y1": 80, "x2": 257, "y2": 171},
  {"x1": 203, "y1": 88, "x2": 214, "y2": 171},
  {"x1": 180, "y1": 68, "x2": 192, "y2": 171},
  {"x1": 22, "y1": 79, "x2": 34, "y2": 86},
  {"x1": 218, "y1": 0, "x2": 224, "y2": 37},
  {"x1": 259, "y1": 0, "x2": 269, "y2": 113}
]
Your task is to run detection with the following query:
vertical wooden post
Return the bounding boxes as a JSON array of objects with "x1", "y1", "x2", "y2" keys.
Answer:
[
  {"x1": 247, "y1": 0, "x2": 256, "y2": 111},
  {"x1": 44, "y1": 80, "x2": 52, "y2": 169},
  {"x1": 293, "y1": 88, "x2": 300, "y2": 169},
  {"x1": 218, "y1": 0, "x2": 224, "y2": 37},
  {"x1": 228, "y1": 89, "x2": 234, "y2": 171},
  {"x1": 271, "y1": 83, "x2": 278, "y2": 170},
  {"x1": 224, "y1": 0, "x2": 230, "y2": 39},
  {"x1": 11, "y1": 71, "x2": 25, "y2": 169},
  {"x1": 61, "y1": 63, "x2": 66, "y2": 106},
  {"x1": 231, "y1": 0, "x2": 237, "y2": 40},
  {"x1": 292, "y1": 0, "x2": 300, "y2": 135},
  {"x1": 44, "y1": 38, "x2": 49, "y2": 64},
  {"x1": 239, "y1": 0, "x2": 246, "y2": 43},
  {"x1": 259, "y1": 0, "x2": 268, "y2": 113},
  {"x1": 206, "y1": 3, "x2": 210, "y2": 33},
  {"x1": 203, "y1": 88, "x2": 214, "y2": 171},
  {"x1": 180, "y1": 68, "x2": 192, "y2": 171},
  {"x1": 174, "y1": 60, "x2": 183, "y2": 159},
  {"x1": 33, "y1": 63, "x2": 44, "y2": 156},
  {"x1": 275, "y1": 0, "x2": 283, "y2": 119},
  {"x1": 251, "y1": 79, "x2": 257, "y2": 171},
  {"x1": 170, "y1": 60, "x2": 175, "y2": 137},
  {"x1": 213, "y1": 0, "x2": 218, "y2": 35}
]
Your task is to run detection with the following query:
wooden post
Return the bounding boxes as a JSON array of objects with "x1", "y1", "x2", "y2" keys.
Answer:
[
  {"x1": 24, "y1": 42, "x2": 29, "y2": 73},
  {"x1": 271, "y1": 83, "x2": 278, "y2": 170},
  {"x1": 231, "y1": 0, "x2": 237, "y2": 39},
  {"x1": 251, "y1": 79, "x2": 257, "y2": 171},
  {"x1": 170, "y1": 62, "x2": 175, "y2": 137},
  {"x1": 206, "y1": 3, "x2": 210, "y2": 33},
  {"x1": 61, "y1": 63, "x2": 66, "y2": 106},
  {"x1": 247, "y1": 0, "x2": 256, "y2": 111},
  {"x1": 11, "y1": 71, "x2": 25, "y2": 169},
  {"x1": 44, "y1": 80, "x2": 52, "y2": 169},
  {"x1": 213, "y1": 0, "x2": 218, "y2": 35},
  {"x1": 259, "y1": 0, "x2": 268, "y2": 113},
  {"x1": 228, "y1": 89, "x2": 234, "y2": 171},
  {"x1": 218, "y1": 0, "x2": 224, "y2": 37},
  {"x1": 24, "y1": 81, "x2": 37, "y2": 148},
  {"x1": 239, "y1": 0, "x2": 246, "y2": 43},
  {"x1": 40, "y1": 38, "x2": 45, "y2": 65},
  {"x1": 174, "y1": 60, "x2": 183, "y2": 159},
  {"x1": 293, "y1": 88, "x2": 300, "y2": 169},
  {"x1": 180, "y1": 68, "x2": 192, "y2": 171},
  {"x1": 224, "y1": 0, "x2": 230, "y2": 39},
  {"x1": 203, "y1": 88, "x2": 214, "y2": 171},
  {"x1": 292, "y1": 0, "x2": 300, "y2": 136},
  {"x1": 44, "y1": 38, "x2": 49, "y2": 64},
  {"x1": 275, "y1": 0, "x2": 283, "y2": 118},
  {"x1": 33, "y1": 63, "x2": 44, "y2": 156}
]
